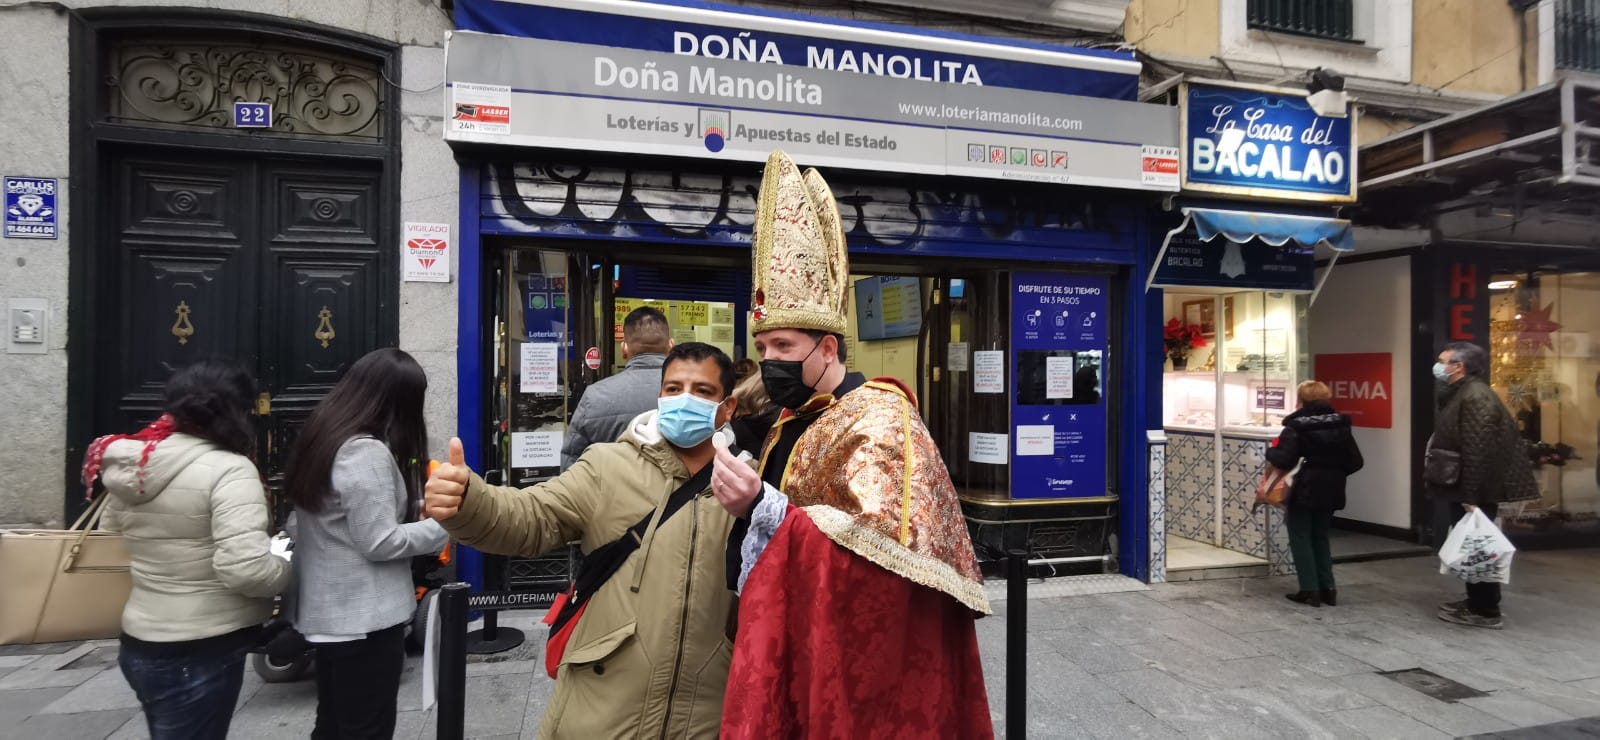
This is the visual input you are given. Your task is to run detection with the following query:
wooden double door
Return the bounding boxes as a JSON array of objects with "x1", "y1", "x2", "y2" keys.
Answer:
[{"x1": 81, "y1": 144, "x2": 396, "y2": 504}]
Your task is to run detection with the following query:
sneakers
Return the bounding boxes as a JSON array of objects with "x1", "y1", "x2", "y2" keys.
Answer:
[
  {"x1": 1438, "y1": 599, "x2": 1469, "y2": 613},
  {"x1": 1438, "y1": 606, "x2": 1504, "y2": 630}
]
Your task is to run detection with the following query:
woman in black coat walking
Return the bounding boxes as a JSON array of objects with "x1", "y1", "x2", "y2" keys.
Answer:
[{"x1": 1265, "y1": 381, "x2": 1364, "y2": 607}]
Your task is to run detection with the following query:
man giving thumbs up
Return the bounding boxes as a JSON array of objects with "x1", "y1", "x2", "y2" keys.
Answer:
[{"x1": 422, "y1": 342, "x2": 756, "y2": 740}]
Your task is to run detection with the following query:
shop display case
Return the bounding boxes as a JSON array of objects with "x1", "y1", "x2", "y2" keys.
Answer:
[{"x1": 1161, "y1": 291, "x2": 1308, "y2": 561}]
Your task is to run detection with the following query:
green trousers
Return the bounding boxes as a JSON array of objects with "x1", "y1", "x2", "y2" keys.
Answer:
[{"x1": 1287, "y1": 506, "x2": 1336, "y2": 593}]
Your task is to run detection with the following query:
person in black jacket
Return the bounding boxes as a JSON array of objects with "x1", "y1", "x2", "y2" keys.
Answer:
[
  {"x1": 1426, "y1": 342, "x2": 1539, "y2": 629},
  {"x1": 1265, "y1": 381, "x2": 1364, "y2": 608}
]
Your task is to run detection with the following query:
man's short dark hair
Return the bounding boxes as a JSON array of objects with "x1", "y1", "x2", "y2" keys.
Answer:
[
  {"x1": 663, "y1": 342, "x2": 735, "y2": 398},
  {"x1": 802, "y1": 330, "x2": 848, "y2": 363},
  {"x1": 1444, "y1": 342, "x2": 1489, "y2": 378},
  {"x1": 623, "y1": 306, "x2": 671, "y2": 354}
]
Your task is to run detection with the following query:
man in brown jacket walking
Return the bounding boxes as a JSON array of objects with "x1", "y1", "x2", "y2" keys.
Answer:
[{"x1": 425, "y1": 342, "x2": 743, "y2": 738}]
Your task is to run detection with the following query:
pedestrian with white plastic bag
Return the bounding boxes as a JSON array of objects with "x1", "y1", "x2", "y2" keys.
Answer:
[
  {"x1": 1438, "y1": 507, "x2": 1516, "y2": 585},
  {"x1": 1424, "y1": 343, "x2": 1538, "y2": 630}
]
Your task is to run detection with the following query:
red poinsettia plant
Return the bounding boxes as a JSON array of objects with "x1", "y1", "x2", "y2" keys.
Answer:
[{"x1": 1164, "y1": 318, "x2": 1207, "y2": 362}]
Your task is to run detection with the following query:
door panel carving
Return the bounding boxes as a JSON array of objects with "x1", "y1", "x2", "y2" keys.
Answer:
[
  {"x1": 95, "y1": 149, "x2": 389, "y2": 486},
  {"x1": 271, "y1": 169, "x2": 381, "y2": 244}
]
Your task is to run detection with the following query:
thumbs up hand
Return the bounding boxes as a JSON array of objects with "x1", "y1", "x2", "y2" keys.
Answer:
[{"x1": 425, "y1": 438, "x2": 472, "y2": 521}]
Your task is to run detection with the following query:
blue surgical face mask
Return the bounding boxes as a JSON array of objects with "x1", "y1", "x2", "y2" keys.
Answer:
[
  {"x1": 657, "y1": 393, "x2": 722, "y2": 449},
  {"x1": 1433, "y1": 362, "x2": 1450, "y2": 382}
]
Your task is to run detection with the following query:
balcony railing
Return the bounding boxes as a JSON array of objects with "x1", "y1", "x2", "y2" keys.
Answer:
[
  {"x1": 1247, "y1": 0, "x2": 1356, "y2": 43},
  {"x1": 1558, "y1": 0, "x2": 1600, "y2": 73}
]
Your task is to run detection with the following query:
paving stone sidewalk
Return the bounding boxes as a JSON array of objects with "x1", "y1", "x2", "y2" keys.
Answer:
[{"x1": 4, "y1": 550, "x2": 1600, "y2": 739}]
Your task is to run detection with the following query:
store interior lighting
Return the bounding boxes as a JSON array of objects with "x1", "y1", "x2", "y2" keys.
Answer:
[{"x1": 1489, "y1": 280, "x2": 1519, "y2": 290}]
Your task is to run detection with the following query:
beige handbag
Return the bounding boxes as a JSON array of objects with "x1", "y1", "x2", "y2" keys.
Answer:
[{"x1": 0, "y1": 494, "x2": 131, "y2": 645}]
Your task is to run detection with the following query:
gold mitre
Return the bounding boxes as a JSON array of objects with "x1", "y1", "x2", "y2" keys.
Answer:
[{"x1": 750, "y1": 150, "x2": 849, "y2": 336}]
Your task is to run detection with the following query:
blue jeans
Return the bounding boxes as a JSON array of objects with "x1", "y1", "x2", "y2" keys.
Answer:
[{"x1": 118, "y1": 644, "x2": 247, "y2": 740}]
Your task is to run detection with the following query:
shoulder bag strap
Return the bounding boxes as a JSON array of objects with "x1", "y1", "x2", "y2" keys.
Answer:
[
  {"x1": 64, "y1": 493, "x2": 114, "y2": 573},
  {"x1": 568, "y1": 462, "x2": 714, "y2": 606}
]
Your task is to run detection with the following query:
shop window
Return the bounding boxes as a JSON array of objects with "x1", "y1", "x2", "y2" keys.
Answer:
[
  {"x1": 1163, "y1": 291, "x2": 1307, "y2": 431},
  {"x1": 920, "y1": 273, "x2": 1010, "y2": 501},
  {"x1": 1487, "y1": 272, "x2": 1600, "y2": 534}
]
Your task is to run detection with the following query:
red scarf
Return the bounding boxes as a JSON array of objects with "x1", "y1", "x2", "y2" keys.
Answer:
[{"x1": 81, "y1": 414, "x2": 177, "y2": 501}]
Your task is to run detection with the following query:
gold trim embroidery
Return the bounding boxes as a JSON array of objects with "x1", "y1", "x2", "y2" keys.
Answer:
[
  {"x1": 898, "y1": 396, "x2": 914, "y2": 546},
  {"x1": 805, "y1": 505, "x2": 992, "y2": 615}
]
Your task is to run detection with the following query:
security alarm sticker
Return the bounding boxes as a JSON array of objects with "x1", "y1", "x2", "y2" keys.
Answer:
[
  {"x1": 5, "y1": 177, "x2": 57, "y2": 240},
  {"x1": 402, "y1": 222, "x2": 451, "y2": 282}
]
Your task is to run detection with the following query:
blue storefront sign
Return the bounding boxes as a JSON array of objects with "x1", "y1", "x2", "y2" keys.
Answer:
[
  {"x1": 4, "y1": 177, "x2": 57, "y2": 240},
  {"x1": 524, "y1": 274, "x2": 573, "y2": 355},
  {"x1": 457, "y1": 0, "x2": 1140, "y2": 100},
  {"x1": 1182, "y1": 82, "x2": 1355, "y2": 203},
  {"x1": 1151, "y1": 233, "x2": 1316, "y2": 292},
  {"x1": 1010, "y1": 272, "x2": 1109, "y2": 499}
]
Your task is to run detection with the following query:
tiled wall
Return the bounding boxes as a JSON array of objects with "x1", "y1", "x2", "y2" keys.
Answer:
[
  {"x1": 1220, "y1": 436, "x2": 1269, "y2": 558},
  {"x1": 1147, "y1": 436, "x2": 1167, "y2": 584},
  {"x1": 1166, "y1": 431, "x2": 1215, "y2": 542}
]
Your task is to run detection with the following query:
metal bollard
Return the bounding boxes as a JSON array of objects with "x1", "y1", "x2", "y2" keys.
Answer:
[
  {"x1": 437, "y1": 582, "x2": 470, "y2": 740},
  {"x1": 1006, "y1": 550, "x2": 1027, "y2": 740}
]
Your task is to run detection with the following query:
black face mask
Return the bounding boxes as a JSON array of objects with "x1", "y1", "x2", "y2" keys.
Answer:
[{"x1": 761, "y1": 340, "x2": 822, "y2": 410}]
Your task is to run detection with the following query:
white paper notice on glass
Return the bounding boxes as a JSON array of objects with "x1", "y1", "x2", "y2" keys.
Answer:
[
  {"x1": 520, "y1": 343, "x2": 559, "y2": 394},
  {"x1": 1016, "y1": 425, "x2": 1055, "y2": 457},
  {"x1": 1046, "y1": 356, "x2": 1074, "y2": 400},
  {"x1": 969, "y1": 432, "x2": 1009, "y2": 465},
  {"x1": 510, "y1": 431, "x2": 562, "y2": 468},
  {"x1": 948, "y1": 342, "x2": 970, "y2": 372},
  {"x1": 974, "y1": 351, "x2": 1005, "y2": 394}
]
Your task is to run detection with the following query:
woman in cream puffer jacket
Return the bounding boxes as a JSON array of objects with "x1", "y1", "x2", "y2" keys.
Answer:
[{"x1": 93, "y1": 361, "x2": 290, "y2": 740}]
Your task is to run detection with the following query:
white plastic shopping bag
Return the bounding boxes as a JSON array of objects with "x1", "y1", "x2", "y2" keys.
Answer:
[{"x1": 1438, "y1": 508, "x2": 1517, "y2": 584}]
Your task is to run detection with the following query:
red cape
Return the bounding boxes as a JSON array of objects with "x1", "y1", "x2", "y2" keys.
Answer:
[{"x1": 723, "y1": 507, "x2": 994, "y2": 739}]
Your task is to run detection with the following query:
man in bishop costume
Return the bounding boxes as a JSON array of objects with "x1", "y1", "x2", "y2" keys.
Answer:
[{"x1": 709, "y1": 150, "x2": 993, "y2": 739}]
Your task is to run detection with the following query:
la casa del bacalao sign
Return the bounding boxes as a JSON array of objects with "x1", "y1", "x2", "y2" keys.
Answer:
[{"x1": 1180, "y1": 81, "x2": 1356, "y2": 203}]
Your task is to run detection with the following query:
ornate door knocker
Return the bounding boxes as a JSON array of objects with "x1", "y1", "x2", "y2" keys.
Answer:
[
  {"x1": 315, "y1": 306, "x2": 336, "y2": 349},
  {"x1": 171, "y1": 301, "x2": 195, "y2": 345}
]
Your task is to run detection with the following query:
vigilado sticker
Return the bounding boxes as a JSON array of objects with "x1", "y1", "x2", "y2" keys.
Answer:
[
  {"x1": 402, "y1": 222, "x2": 451, "y2": 282},
  {"x1": 4, "y1": 177, "x2": 58, "y2": 240},
  {"x1": 451, "y1": 82, "x2": 512, "y2": 136}
]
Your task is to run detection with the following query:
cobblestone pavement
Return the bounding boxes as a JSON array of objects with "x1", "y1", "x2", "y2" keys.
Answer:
[{"x1": 4, "y1": 550, "x2": 1599, "y2": 739}]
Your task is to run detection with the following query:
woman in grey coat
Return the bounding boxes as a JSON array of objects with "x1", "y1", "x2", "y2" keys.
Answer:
[{"x1": 285, "y1": 348, "x2": 449, "y2": 739}]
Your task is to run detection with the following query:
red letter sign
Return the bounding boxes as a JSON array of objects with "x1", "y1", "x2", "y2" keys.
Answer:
[{"x1": 1313, "y1": 353, "x2": 1393, "y2": 429}]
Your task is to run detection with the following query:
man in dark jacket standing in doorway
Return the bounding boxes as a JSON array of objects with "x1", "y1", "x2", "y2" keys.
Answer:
[
  {"x1": 1426, "y1": 342, "x2": 1539, "y2": 629},
  {"x1": 561, "y1": 306, "x2": 673, "y2": 468}
]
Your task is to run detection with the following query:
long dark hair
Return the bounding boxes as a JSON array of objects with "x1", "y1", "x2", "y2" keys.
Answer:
[
  {"x1": 285, "y1": 348, "x2": 428, "y2": 512},
  {"x1": 164, "y1": 359, "x2": 256, "y2": 456}
]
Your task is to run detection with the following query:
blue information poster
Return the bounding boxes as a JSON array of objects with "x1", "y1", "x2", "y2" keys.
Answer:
[
  {"x1": 1010, "y1": 272, "x2": 1109, "y2": 498},
  {"x1": 524, "y1": 273, "x2": 573, "y2": 358}
]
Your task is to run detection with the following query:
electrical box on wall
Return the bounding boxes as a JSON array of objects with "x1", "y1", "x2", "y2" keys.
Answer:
[{"x1": 7, "y1": 298, "x2": 48, "y2": 354}]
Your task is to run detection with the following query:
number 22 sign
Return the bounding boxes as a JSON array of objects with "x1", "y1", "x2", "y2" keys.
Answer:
[{"x1": 233, "y1": 102, "x2": 272, "y2": 128}]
